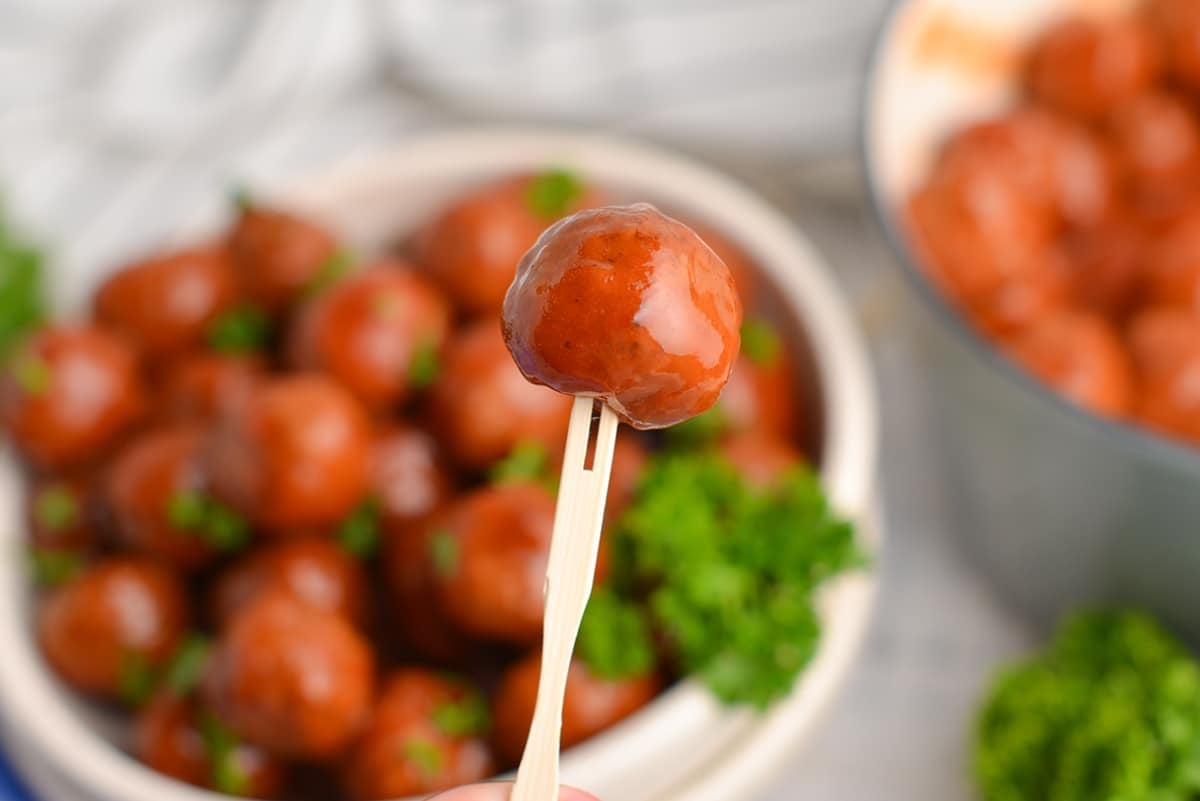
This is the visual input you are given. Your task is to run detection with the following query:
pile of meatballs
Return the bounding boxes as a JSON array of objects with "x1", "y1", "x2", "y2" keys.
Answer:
[
  {"x1": 907, "y1": 0, "x2": 1200, "y2": 445},
  {"x1": 0, "y1": 171, "x2": 801, "y2": 799}
]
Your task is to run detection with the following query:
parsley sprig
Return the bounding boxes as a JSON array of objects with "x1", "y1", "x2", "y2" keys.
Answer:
[
  {"x1": 166, "y1": 491, "x2": 251, "y2": 552},
  {"x1": 0, "y1": 211, "x2": 47, "y2": 359}
]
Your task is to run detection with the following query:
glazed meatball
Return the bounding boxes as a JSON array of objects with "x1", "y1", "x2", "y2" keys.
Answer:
[
  {"x1": 1005, "y1": 311, "x2": 1135, "y2": 418},
  {"x1": 1146, "y1": 205, "x2": 1200, "y2": 314},
  {"x1": 428, "y1": 483, "x2": 556, "y2": 645},
  {"x1": 687, "y1": 222, "x2": 759, "y2": 307},
  {"x1": 383, "y1": 523, "x2": 476, "y2": 665},
  {"x1": 93, "y1": 245, "x2": 238, "y2": 363},
  {"x1": 211, "y1": 535, "x2": 368, "y2": 629},
  {"x1": 208, "y1": 374, "x2": 371, "y2": 531},
  {"x1": 37, "y1": 558, "x2": 189, "y2": 699},
  {"x1": 288, "y1": 263, "x2": 452, "y2": 410},
  {"x1": 1148, "y1": 0, "x2": 1200, "y2": 92},
  {"x1": 370, "y1": 424, "x2": 453, "y2": 530},
  {"x1": 714, "y1": 319, "x2": 800, "y2": 442},
  {"x1": 343, "y1": 670, "x2": 494, "y2": 800},
  {"x1": 1026, "y1": 17, "x2": 1161, "y2": 120},
  {"x1": 414, "y1": 172, "x2": 603, "y2": 316},
  {"x1": 161, "y1": 353, "x2": 264, "y2": 423},
  {"x1": 1064, "y1": 214, "x2": 1148, "y2": 319},
  {"x1": 1, "y1": 326, "x2": 143, "y2": 469},
  {"x1": 136, "y1": 691, "x2": 284, "y2": 798},
  {"x1": 1129, "y1": 308, "x2": 1200, "y2": 443},
  {"x1": 720, "y1": 430, "x2": 804, "y2": 489},
  {"x1": 1109, "y1": 92, "x2": 1200, "y2": 203},
  {"x1": 503, "y1": 204, "x2": 743, "y2": 429},
  {"x1": 203, "y1": 591, "x2": 374, "y2": 759},
  {"x1": 107, "y1": 424, "x2": 234, "y2": 569},
  {"x1": 430, "y1": 319, "x2": 572, "y2": 470},
  {"x1": 228, "y1": 203, "x2": 339, "y2": 313},
  {"x1": 27, "y1": 475, "x2": 95, "y2": 555},
  {"x1": 492, "y1": 652, "x2": 659, "y2": 767}
]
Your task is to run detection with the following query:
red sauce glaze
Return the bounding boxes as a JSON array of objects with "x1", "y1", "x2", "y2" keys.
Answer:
[
  {"x1": 0, "y1": 326, "x2": 144, "y2": 470},
  {"x1": 203, "y1": 591, "x2": 374, "y2": 759},
  {"x1": 1063, "y1": 213, "x2": 1148, "y2": 319},
  {"x1": 228, "y1": 205, "x2": 339, "y2": 314},
  {"x1": 369, "y1": 424, "x2": 453, "y2": 530},
  {"x1": 211, "y1": 535, "x2": 369, "y2": 629},
  {"x1": 94, "y1": 245, "x2": 239, "y2": 364},
  {"x1": 1129, "y1": 307, "x2": 1200, "y2": 444},
  {"x1": 1026, "y1": 17, "x2": 1162, "y2": 121},
  {"x1": 1108, "y1": 91, "x2": 1200, "y2": 194},
  {"x1": 342, "y1": 670, "x2": 495, "y2": 800},
  {"x1": 160, "y1": 353, "x2": 265, "y2": 423},
  {"x1": 106, "y1": 424, "x2": 220, "y2": 570},
  {"x1": 429, "y1": 319, "x2": 572, "y2": 470},
  {"x1": 1148, "y1": 0, "x2": 1200, "y2": 92},
  {"x1": 687, "y1": 222, "x2": 760, "y2": 307},
  {"x1": 288, "y1": 263, "x2": 452, "y2": 410},
  {"x1": 1146, "y1": 205, "x2": 1200, "y2": 314},
  {"x1": 207, "y1": 375, "x2": 371, "y2": 531},
  {"x1": 503, "y1": 204, "x2": 743, "y2": 429},
  {"x1": 136, "y1": 691, "x2": 285, "y2": 799},
  {"x1": 427, "y1": 483, "x2": 556, "y2": 646},
  {"x1": 37, "y1": 558, "x2": 189, "y2": 698},
  {"x1": 491, "y1": 652, "x2": 660, "y2": 768},
  {"x1": 1004, "y1": 311, "x2": 1135, "y2": 418}
]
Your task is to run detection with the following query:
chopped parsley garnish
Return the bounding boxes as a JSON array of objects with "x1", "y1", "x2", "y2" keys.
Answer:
[
  {"x1": 740, "y1": 317, "x2": 781, "y2": 366},
  {"x1": 27, "y1": 547, "x2": 84, "y2": 588},
  {"x1": 206, "y1": 306, "x2": 270, "y2": 353},
  {"x1": 303, "y1": 251, "x2": 352, "y2": 296},
  {"x1": 117, "y1": 652, "x2": 157, "y2": 708},
  {"x1": 231, "y1": 186, "x2": 254, "y2": 213},
  {"x1": 163, "y1": 635, "x2": 211, "y2": 695},
  {"x1": 34, "y1": 484, "x2": 78, "y2": 532},
  {"x1": 0, "y1": 212, "x2": 47, "y2": 358},
  {"x1": 432, "y1": 690, "x2": 490, "y2": 737},
  {"x1": 664, "y1": 403, "x2": 729, "y2": 448},
  {"x1": 200, "y1": 711, "x2": 250, "y2": 796},
  {"x1": 429, "y1": 529, "x2": 458, "y2": 579},
  {"x1": 9, "y1": 350, "x2": 50, "y2": 395},
  {"x1": 337, "y1": 498, "x2": 380, "y2": 557},
  {"x1": 402, "y1": 737, "x2": 444, "y2": 778},
  {"x1": 408, "y1": 338, "x2": 441, "y2": 389},
  {"x1": 165, "y1": 491, "x2": 250, "y2": 552},
  {"x1": 525, "y1": 169, "x2": 584, "y2": 219},
  {"x1": 490, "y1": 440, "x2": 557, "y2": 491}
]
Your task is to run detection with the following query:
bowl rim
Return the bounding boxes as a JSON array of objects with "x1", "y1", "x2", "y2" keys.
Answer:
[
  {"x1": 0, "y1": 128, "x2": 880, "y2": 801},
  {"x1": 859, "y1": 0, "x2": 1200, "y2": 476}
]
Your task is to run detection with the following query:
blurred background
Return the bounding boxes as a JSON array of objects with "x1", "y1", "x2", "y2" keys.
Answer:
[{"x1": 1, "y1": 1, "x2": 1040, "y2": 800}]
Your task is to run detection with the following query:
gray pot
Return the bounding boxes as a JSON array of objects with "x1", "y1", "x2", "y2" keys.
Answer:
[{"x1": 861, "y1": 0, "x2": 1200, "y2": 640}]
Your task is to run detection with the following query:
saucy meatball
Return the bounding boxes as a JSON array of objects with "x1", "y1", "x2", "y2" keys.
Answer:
[
  {"x1": 107, "y1": 424, "x2": 230, "y2": 570},
  {"x1": 203, "y1": 591, "x2": 374, "y2": 759},
  {"x1": 1064, "y1": 214, "x2": 1148, "y2": 319},
  {"x1": 716, "y1": 320, "x2": 800, "y2": 442},
  {"x1": 94, "y1": 245, "x2": 238, "y2": 363},
  {"x1": 430, "y1": 319, "x2": 572, "y2": 470},
  {"x1": 136, "y1": 691, "x2": 284, "y2": 798},
  {"x1": 228, "y1": 203, "x2": 339, "y2": 313},
  {"x1": 288, "y1": 263, "x2": 451, "y2": 410},
  {"x1": 161, "y1": 353, "x2": 264, "y2": 423},
  {"x1": 1148, "y1": 0, "x2": 1200, "y2": 92},
  {"x1": 1026, "y1": 17, "x2": 1161, "y2": 121},
  {"x1": 428, "y1": 483, "x2": 556, "y2": 645},
  {"x1": 370, "y1": 424, "x2": 453, "y2": 530},
  {"x1": 414, "y1": 172, "x2": 603, "y2": 316},
  {"x1": 1005, "y1": 311, "x2": 1135, "y2": 418},
  {"x1": 212, "y1": 535, "x2": 368, "y2": 628},
  {"x1": 1129, "y1": 308, "x2": 1200, "y2": 443},
  {"x1": 1109, "y1": 91, "x2": 1200, "y2": 200},
  {"x1": 1, "y1": 326, "x2": 143, "y2": 469},
  {"x1": 37, "y1": 557, "x2": 189, "y2": 699},
  {"x1": 503, "y1": 204, "x2": 743, "y2": 429},
  {"x1": 27, "y1": 475, "x2": 95, "y2": 554},
  {"x1": 491, "y1": 652, "x2": 660, "y2": 767},
  {"x1": 343, "y1": 669, "x2": 494, "y2": 800},
  {"x1": 208, "y1": 374, "x2": 371, "y2": 531},
  {"x1": 1146, "y1": 205, "x2": 1200, "y2": 314},
  {"x1": 720, "y1": 430, "x2": 803, "y2": 489},
  {"x1": 687, "y1": 222, "x2": 759, "y2": 307}
]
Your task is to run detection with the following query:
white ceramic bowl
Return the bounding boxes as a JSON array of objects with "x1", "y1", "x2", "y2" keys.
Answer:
[{"x1": 0, "y1": 131, "x2": 880, "y2": 801}]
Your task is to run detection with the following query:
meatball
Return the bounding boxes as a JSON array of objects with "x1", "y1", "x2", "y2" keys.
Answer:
[
  {"x1": 288, "y1": 263, "x2": 452, "y2": 410},
  {"x1": 27, "y1": 474, "x2": 95, "y2": 555},
  {"x1": 203, "y1": 591, "x2": 374, "y2": 759},
  {"x1": 107, "y1": 424, "x2": 232, "y2": 569},
  {"x1": 1148, "y1": 0, "x2": 1200, "y2": 92},
  {"x1": 1146, "y1": 206, "x2": 1200, "y2": 314},
  {"x1": 212, "y1": 535, "x2": 368, "y2": 629},
  {"x1": 37, "y1": 558, "x2": 189, "y2": 699},
  {"x1": 1064, "y1": 213, "x2": 1148, "y2": 319},
  {"x1": 430, "y1": 319, "x2": 572, "y2": 470},
  {"x1": 228, "y1": 203, "x2": 339, "y2": 313},
  {"x1": 720, "y1": 430, "x2": 803, "y2": 489},
  {"x1": 687, "y1": 222, "x2": 759, "y2": 307},
  {"x1": 715, "y1": 319, "x2": 800, "y2": 442},
  {"x1": 93, "y1": 245, "x2": 238, "y2": 363},
  {"x1": 343, "y1": 670, "x2": 494, "y2": 800},
  {"x1": 208, "y1": 374, "x2": 371, "y2": 531},
  {"x1": 1026, "y1": 17, "x2": 1161, "y2": 120},
  {"x1": 161, "y1": 353, "x2": 264, "y2": 423},
  {"x1": 414, "y1": 172, "x2": 603, "y2": 316},
  {"x1": 1108, "y1": 91, "x2": 1200, "y2": 201},
  {"x1": 1129, "y1": 308, "x2": 1200, "y2": 444},
  {"x1": 370, "y1": 424, "x2": 453, "y2": 530},
  {"x1": 503, "y1": 204, "x2": 743, "y2": 429},
  {"x1": 136, "y1": 691, "x2": 284, "y2": 798},
  {"x1": 491, "y1": 652, "x2": 659, "y2": 767},
  {"x1": 1005, "y1": 311, "x2": 1135, "y2": 418},
  {"x1": 1, "y1": 326, "x2": 143, "y2": 469},
  {"x1": 428, "y1": 483, "x2": 556, "y2": 645}
]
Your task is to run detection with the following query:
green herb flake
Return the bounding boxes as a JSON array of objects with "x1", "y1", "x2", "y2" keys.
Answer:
[
  {"x1": 739, "y1": 317, "x2": 780, "y2": 367},
  {"x1": 432, "y1": 690, "x2": 491, "y2": 738},
  {"x1": 303, "y1": 251, "x2": 352, "y2": 296},
  {"x1": 337, "y1": 498, "x2": 380, "y2": 558},
  {"x1": 28, "y1": 548, "x2": 84, "y2": 588},
  {"x1": 402, "y1": 737, "x2": 444, "y2": 779},
  {"x1": 200, "y1": 711, "x2": 250, "y2": 796},
  {"x1": 429, "y1": 529, "x2": 459, "y2": 579},
  {"x1": 0, "y1": 214, "x2": 47, "y2": 358},
  {"x1": 166, "y1": 491, "x2": 250, "y2": 553},
  {"x1": 578, "y1": 587, "x2": 657, "y2": 680},
  {"x1": 9, "y1": 350, "x2": 50, "y2": 395},
  {"x1": 490, "y1": 440, "x2": 556, "y2": 490},
  {"x1": 525, "y1": 169, "x2": 584, "y2": 220},
  {"x1": 166, "y1": 491, "x2": 208, "y2": 530},
  {"x1": 231, "y1": 186, "x2": 254, "y2": 213},
  {"x1": 206, "y1": 306, "x2": 270, "y2": 353},
  {"x1": 408, "y1": 338, "x2": 441, "y2": 389},
  {"x1": 164, "y1": 635, "x2": 211, "y2": 695},
  {"x1": 664, "y1": 403, "x2": 728, "y2": 449},
  {"x1": 117, "y1": 651, "x2": 157, "y2": 708},
  {"x1": 34, "y1": 484, "x2": 78, "y2": 532}
]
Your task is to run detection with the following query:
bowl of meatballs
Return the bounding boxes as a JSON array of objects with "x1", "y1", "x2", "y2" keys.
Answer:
[
  {"x1": 0, "y1": 131, "x2": 879, "y2": 801},
  {"x1": 865, "y1": 0, "x2": 1200, "y2": 637}
]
